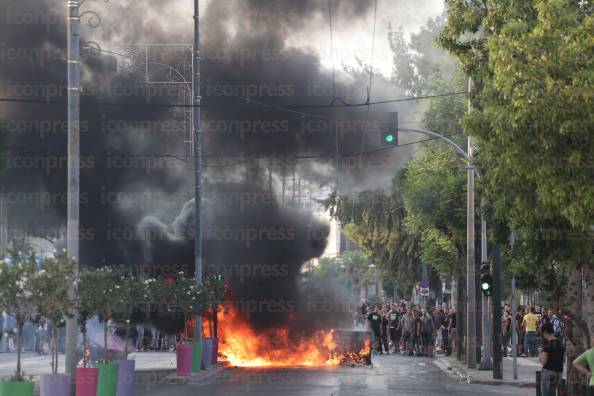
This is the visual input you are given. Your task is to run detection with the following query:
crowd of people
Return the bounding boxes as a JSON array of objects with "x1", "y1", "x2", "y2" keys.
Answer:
[
  {"x1": 357, "y1": 300, "x2": 593, "y2": 395},
  {"x1": 358, "y1": 300, "x2": 457, "y2": 357}
]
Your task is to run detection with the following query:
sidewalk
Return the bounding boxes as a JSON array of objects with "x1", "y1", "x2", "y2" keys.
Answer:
[
  {"x1": 434, "y1": 354, "x2": 540, "y2": 387},
  {"x1": 0, "y1": 351, "x2": 177, "y2": 379}
]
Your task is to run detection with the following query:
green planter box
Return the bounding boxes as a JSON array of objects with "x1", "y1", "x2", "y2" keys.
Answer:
[
  {"x1": 94, "y1": 363, "x2": 119, "y2": 396},
  {"x1": 0, "y1": 381, "x2": 34, "y2": 396},
  {"x1": 192, "y1": 340, "x2": 203, "y2": 373}
]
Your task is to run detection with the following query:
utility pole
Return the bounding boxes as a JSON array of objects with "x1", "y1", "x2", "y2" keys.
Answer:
[
  {"x1": 0, "y1": 190, "x2": 7, "y2": 255},
  {"x1": 480, "y1": 199, "x2": 492, "y2": 370},
  {"x1": 466, "y1": 77, "x2": 477, "y2": 369},
  {"x1": 193, "y1": 0, "x2": 203, "y2": 341},
  {"x1": 492, "y1": 244, "x2": 503, "y2": 379},
  {"x1": 65, "y1": 0, "x2": 80, "y2": 390}
]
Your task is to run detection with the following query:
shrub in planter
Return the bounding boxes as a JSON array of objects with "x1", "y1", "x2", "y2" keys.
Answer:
[
  {"x1": 0, "y1": 249, "x2": 38, "y2": 396},
  {"x1": 32, "y1": 250, "x2": 76, "y2": 396}
]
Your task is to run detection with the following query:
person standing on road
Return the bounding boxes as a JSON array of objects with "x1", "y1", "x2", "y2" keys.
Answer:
[
  {"x1": 502, "y1": 309, "x2": 512, "y2": 357},
  {"x1": 388, "y1": 304, "x2": 400, "y2": 353},
  {"x1": 572, "y1": 344, "x2": 594, "y2": 393},
  {"x1": 448, "y1": 308, "x2": 457, "y2": 355},
  {"x1": 420, "y1": 308, "x2": 435, "y2": 357},
  {"x1": 523, "y1": 306, "x2": 540, "y2": 357},
  {"x1": 367, "y1": 306, "x2": 382, "y2": 354},
  {"x1": 380, "y1": 308, "x2": 390, "y2": 355},
  {"x1": 441, "y1": 308, "x2": 451, "y2": 356},
  {"x1": 136, "y1": 323, "x2": 145, "y2": 352},
  {"x1": 539, "y1": 323, "x2": 565, "y2": 396},
  {"x1": 401, "y1": 308, "x2": 415, "y2": 356},
  {"x1": 432, "y1": 305, "x2": 444, "y2": 352}
]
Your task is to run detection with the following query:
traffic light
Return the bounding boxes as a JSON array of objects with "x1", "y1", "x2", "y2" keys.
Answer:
[
  {"x1": 480, "y1": 263, "x2": 493, "y2": 297},
  {"x1": 382, "y1": 112, "x2": 398, "y2": 146}
]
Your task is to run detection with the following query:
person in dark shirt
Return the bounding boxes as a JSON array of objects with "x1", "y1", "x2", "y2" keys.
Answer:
[
  {"x1": 367, "y1": 306, "x2": 382, "y2": 354},
  {"x1": 449, "y1": 309, "x2": 457, "y2": 355},
  {"x1": 388, "y1": 304, "x2": 401, "y2": 353},
  {"x1": 441, "y1": 308, "x2": 451, "y2": 356},
  {"x1": 539, "y1": 323, "x2": 565, "y2": 396},
  {"x1": 379, "y1": 308, "x2": 390, "y2": 354}
]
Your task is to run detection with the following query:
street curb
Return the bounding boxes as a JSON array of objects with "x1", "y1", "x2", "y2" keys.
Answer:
[
  {"x1": 434, "y1": 357, "x2": 536, "y2": 388},
  {"x1": 162, "y1": 364, "x2": 226, "y2": 385}
]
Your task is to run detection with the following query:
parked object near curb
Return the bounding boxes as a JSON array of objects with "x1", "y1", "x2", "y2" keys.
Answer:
[
  {"x1": 94, "y1": 363, "x2": 119, "y2": 396},
  {"x1": 0, "y1": 381, "x2": 34, "y2": 396},
  {"x1": 40, "y1": 373, "x2": 70, "y2": 396},
  {"x1": 177, "y1": 344, "x2": 193, "y2": 376},
  {"x1": 113, "y1": 360, "x2": 135, "y2": 396},
  {"x1": 202, "y1": 338, "x2": 213, "y2": 369},
  {"x1": 76, "y1": 367, "x2": 99, "y2": 396},
  {"x1": 192, "y1": 340, "x2": 203, "y2": 373}
]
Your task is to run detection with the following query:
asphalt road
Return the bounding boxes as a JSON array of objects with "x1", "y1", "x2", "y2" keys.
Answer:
[{"x1": 137, "y1": 353, "x2": 534, "y2": 396}]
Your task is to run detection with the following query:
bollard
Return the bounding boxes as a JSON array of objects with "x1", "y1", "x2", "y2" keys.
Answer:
[
  {"x1": 536, "y1": 371, "x2": 542, "y2": 396},
  {"x1": 569, "y1": 382, "x2": 580, "y2": 396},
  {"x1": 557, "y1": 379, "x2": 567, "y2": 396}
]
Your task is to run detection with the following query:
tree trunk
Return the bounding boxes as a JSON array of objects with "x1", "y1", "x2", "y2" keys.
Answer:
[
  {"x1": 16, "y1": 322, "x2": 23, "y2": 379},
  {"x1": 52, "y1": 331, "x2": 58, "y2": 374},
  {"x1": 124, "y1": 322, "x2": 129, "y2": 359},
  {"x1": 581, "y1": 261, "x2": 594, "y2": 345},
  {"x1": 82, "y1": 323, "x2": 88, "y2": 367},
  {"x1": 103, "y1": 320, "x2": 108, "y2": 362},
  {"x1": 563, "y1": 267, "x2": 589, "y2": 386}
]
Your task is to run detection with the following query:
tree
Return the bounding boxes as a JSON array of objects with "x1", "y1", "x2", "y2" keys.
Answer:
[
  {"x1": 76, "y1": 267, "x2": 117, "y2": 363},
  {"x1": 111, "y1": 266, "x2": 144, "y2": 359},
  {"x1": 31, "y1": 250, "x2": 76, "y2": 374},
  {"x1": 0, "y1": 249, "x2": 38, "y2": 380},
  {"x1": 439, "y1": 0, "x2": 594, "y2": 378}
]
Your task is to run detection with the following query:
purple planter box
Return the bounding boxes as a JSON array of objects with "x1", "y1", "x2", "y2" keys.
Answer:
[
  {"x1": 40, "y1": 374, "x2": 70, "y2": 396},
  {"x1": 113, "y1": 360, "x2": 135, "y2": 396},
  {"x1": 202, "y1": 338, "x2": 213, "y2": 369},
  {"x1": 211, "y1": 337, "x2": 219, "y2": 365}
]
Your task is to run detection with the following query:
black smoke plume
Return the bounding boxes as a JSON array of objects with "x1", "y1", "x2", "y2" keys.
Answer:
[{"x1": 0, "y1": 0, "x2": 411, "y2": 334}]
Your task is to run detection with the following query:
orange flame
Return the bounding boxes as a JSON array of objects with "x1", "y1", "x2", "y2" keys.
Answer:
[{"x1": 206, "y1": 305, "x2": 370, "y2": 367}]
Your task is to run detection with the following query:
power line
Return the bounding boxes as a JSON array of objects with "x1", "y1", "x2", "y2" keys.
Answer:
[
  {"x1": 99, "y1": 131, "x2": 464, "y2": 169},
  {"x1": 0, "y1": 91, "x2": 467, "y2": 111}
]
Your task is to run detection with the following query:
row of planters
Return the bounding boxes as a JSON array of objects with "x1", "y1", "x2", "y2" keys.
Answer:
[{"x1": 0, "y1": 249, "x2": 225, "y2": 396}]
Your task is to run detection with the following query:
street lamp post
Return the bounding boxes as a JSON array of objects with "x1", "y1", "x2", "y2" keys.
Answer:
[
  {"x1": 65, "y1": 0, "x2": 80, "y2": 388},
  {"x1": 192, "y1": 0, "x2": 203, "y2": 341}
]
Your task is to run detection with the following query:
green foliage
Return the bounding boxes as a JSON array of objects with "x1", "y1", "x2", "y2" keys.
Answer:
[
  {"x1": 31, "y1": 250, "x2": 76, "y2": 373},
  {"x1": 0, "y1": 249, "x2": 38, "y2": 380},
  {"x1": 402, "y1": 143, "x2": 468, "y2": 277},
  {"x1": 439, "y1": 0, "x2": 594, "y2": 288},
  {"x1": 311, "y1": 251, "x2": 376, "y2": 293}
]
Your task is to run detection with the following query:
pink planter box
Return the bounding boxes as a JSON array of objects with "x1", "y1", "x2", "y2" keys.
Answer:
[
  {"x1": 176, "y1": 344, "x2": 193, "y2": 376},
  {"x1": 76, "y1": 368, "x2": 99, "y2": 396}
]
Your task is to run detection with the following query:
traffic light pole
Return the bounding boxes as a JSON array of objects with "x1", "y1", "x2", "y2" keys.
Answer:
[
  {"x1": 492, "y1": 244, "x2": 503, "y2": 379},
  {"x1": 479, "y1": 198, "x2": 492, "y2": 370}
]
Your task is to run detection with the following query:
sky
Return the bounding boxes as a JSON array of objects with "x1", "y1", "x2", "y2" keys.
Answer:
[{"x1": 93, "y1": 0, "x2": 445, "y2": 80}]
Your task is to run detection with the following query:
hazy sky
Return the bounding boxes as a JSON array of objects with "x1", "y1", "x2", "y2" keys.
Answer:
[
  {"x1": 290, "y1": 0, "x2": 445, "y2": 77},
  {"x1": 95, "y1": 0, "x2": 445, "y2": 79}
]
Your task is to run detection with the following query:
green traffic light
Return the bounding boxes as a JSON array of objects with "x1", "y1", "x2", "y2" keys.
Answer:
[
  {"x1": 481, "y1": 282, "x2": 490, "y2": 290},
  {"x1": 385, "y1": 134, "x2": 394, "y2": 143}
]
